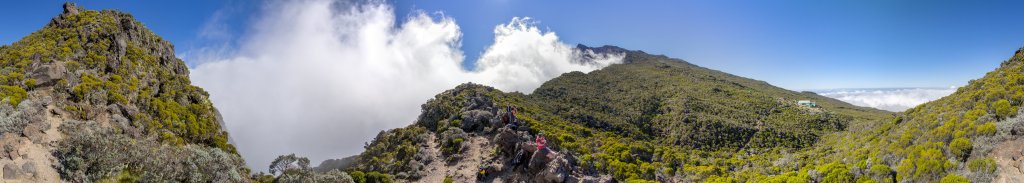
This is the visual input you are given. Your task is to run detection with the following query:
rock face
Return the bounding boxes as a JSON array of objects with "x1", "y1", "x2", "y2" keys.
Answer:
[{"x1": 27, "y1": 61, "x2": 66, "y2": 87}]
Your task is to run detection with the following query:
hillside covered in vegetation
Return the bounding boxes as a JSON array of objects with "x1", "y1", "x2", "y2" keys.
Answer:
[
  {"x1": 313, "y1": 46, "x2": 1024, "y2": 182},
  {"x1": 5, "y1": 3, "x2": 1024, "y2": 183},
  {"x1": 0, "y1": 3, "x2": 249, "y2": 182},
  {"x1": 300, "y1": 45, "x2": 924, "y2": 182}
]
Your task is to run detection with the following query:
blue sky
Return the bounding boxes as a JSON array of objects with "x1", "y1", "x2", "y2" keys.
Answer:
[{"x1": 2, "y1": 0, "x2": 1024, "y2": 90}]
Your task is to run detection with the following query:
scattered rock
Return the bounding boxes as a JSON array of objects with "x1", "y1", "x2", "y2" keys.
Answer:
[
  {"x1": 22, "y1": 123, "x2": 46, "y2": 143},
  {"x1": 3, "y1": 164, "x2": 18, "y2": 179},
  {"x1": 21, "y1": 162, "x2": 35, "y2": 177},
  {"x1": 1019, "y1": 161, "x2": 1024, "y2": 174}
]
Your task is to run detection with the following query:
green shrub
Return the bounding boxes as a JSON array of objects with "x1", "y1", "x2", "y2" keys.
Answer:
[
  {"x1": 949, "y1": 138, "x2": 972, "y2": 161},
  {"x1": 868, "y1": 164, "x2": 892, "y2": 182},
  {"x1": 976, "y1": 122, "x2": 997, "y2": 136},
  {"x1": 55, "y1": 121, "x2": 248, "y2": 182},
  {"x1": 449, "y1": 119, "x2": 461, "y2": 129},
  {"x1": 994, "y1": 99, "x2": 1016, "y2": 119},
  {"x1": 939, "y1": 173, "x2": 969, "y2": 183},
  {"x1": 0, "y1": 85, "x2": 26, "y2": 107},
  {"x1": 23, "y1": 79, "x2": 35, "y2": 88},
  {"x1": 349, "y1": 171, "x2": 365, "y2": 183},
  {"x1": 966, "y1": 157, "x2": 997, "y2": 174},
  {"x1": 364, "y1": 172, "x2": 392, "y2": 183},
  {"x1": 819, "y1": 163, "x2": 853, "y2": 183}
]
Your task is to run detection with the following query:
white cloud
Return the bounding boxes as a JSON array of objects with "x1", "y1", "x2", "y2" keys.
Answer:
[
  {"x1": 188, "y1": 0, "x2": 622, "y2": 169},
  {"x1": 817, "y1": 87, "x2": 956, "y2": 112}
]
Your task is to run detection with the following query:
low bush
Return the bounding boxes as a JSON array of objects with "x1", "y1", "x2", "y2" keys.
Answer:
[{"x1": 54, "y1": 120, "x2": 249, "y2": 182}]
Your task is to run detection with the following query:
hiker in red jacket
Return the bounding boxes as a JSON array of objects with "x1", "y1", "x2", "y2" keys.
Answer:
[{"x1": 535, "y1": 135, "x2": 547, "y2": 150}]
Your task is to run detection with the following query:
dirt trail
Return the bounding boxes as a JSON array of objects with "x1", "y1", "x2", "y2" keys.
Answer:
[
  {"x1": 991, "y1": 138, "x2": 1024, "y2": 183},
  {"x1": 417, "y1": 133, "x2": 447, "y2": 183},
  {"x1": 0, "y1": 97, "x2": 66, "y2": 182},
  {"x1": 416, "y1": 133, "x2": 490, "y2": 183}
]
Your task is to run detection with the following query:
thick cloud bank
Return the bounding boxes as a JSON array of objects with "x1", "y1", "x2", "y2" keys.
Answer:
[
  {"x1": 189, "y1": 0, "x2": 622, "y2": 168},
  {"x1": 817, "y1": 87, "x2": 956, "y2": 112}
]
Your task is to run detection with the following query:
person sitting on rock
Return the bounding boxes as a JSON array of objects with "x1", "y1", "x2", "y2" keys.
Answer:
[{"x1": 528, "y1": 134, "x2": 553, "y2": 171}]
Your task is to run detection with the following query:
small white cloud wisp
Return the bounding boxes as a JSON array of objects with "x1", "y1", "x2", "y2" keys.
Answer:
[
  {"x1": 817, "y1": 87, "x2": 956, "y2": 112},
  {"x1": 188, "y1": 0, "x2": 623, "y2": 168}
]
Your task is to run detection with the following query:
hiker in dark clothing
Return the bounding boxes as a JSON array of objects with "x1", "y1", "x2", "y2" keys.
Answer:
[{"x1": 505, "y1": 106, "x2": 522, "y2": 130}]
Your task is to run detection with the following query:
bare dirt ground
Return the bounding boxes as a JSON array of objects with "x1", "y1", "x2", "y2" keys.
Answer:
[
  {"x1": 0, "y1": 95, "x2": 65, "y2": 182},
  {"x1": 417, "y1": 133, "x2": 491, "y2": 183},
  {"x1": 991, "y1": 138, "x2": 1024, "y2": 183}
]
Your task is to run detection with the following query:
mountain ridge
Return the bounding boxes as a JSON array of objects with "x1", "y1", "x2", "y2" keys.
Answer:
[
  {"x1": 320, "y1": 45, "x2": 1024, "y2": 182},
  {"x1": 0, "y1": 3, "x2": 250, "y2": 182},
  {"x1": 312, "y1": 44, "x2": 900, "y2": 182},
  {"x1": 3, "y1": 3, "x2": 1023, "y2": 183}
]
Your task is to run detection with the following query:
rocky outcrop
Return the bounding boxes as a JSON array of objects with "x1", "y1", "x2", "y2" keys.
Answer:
[
  {"x1": 0, "y1": 3, "x2": 246, "y2": 182},
  {"x1": 460, "y1": 110, "x2": 493, "y2": 132},
  {"x1": 346, "y1": 83, "x2": 614, "y2": 182},
  {"x1": 27, "y1": 61, "x2": 66, "y2": 88}
]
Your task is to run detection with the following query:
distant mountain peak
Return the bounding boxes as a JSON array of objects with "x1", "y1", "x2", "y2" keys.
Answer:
[{"x1": 575, "y1": 44, "x2": 629, "y2": 55}]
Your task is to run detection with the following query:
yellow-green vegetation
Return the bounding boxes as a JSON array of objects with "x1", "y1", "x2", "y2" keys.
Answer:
[
  {"x1": 349, "y1": 46, "x2": 1024, "y2": 182},
  {"x1": 0, "y1": 3, "x2": 246, "y2": 181},
  {"x1": 352, "y1": 126, "x2": 427, "y2": 174},
  {"x1": 940, "y1": 174, "x2": 970, "y2": 183},
  {"x1": 0, "y1": 85, "x2": 27, "y2": 107},
  {"x1": 0, "y1": 4, "x2": 235, "y2": 152},
  {"x1": 512, "y1": 51, "x2": 888, "y2": 181},
  {"x1": 802, "y1": 48, "x2": 1024, "y2": 183},
  {"x1": 348, "y1": 47, "x2": 892, "y2": 181},
  {"x1": 348, "y1": 171, "x2": 393, "y2": 183}
]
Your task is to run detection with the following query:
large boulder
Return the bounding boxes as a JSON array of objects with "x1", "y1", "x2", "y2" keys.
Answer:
[
  {"x1": 460, "y1": 110, "x2": 493, "y2": 132},
  {"x1": 532, "y1": 152, "x2": 571, "y2": 183},
  {"x1": 27, "y1": 61, "x2": 66, "y2": 87},
  {"x1": 493, "y1": 127, "x2": 528, "y2": 157}
]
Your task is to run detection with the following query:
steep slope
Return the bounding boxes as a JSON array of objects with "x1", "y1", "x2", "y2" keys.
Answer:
[
  {"x1": 320, "y1": 45, "x2": 891, "y2": 182},
  {"x1": 800, "y1": 48, "x2": 1024, "y2": 183},
  {"x1": 0, "y1": 3, "x2": 247, "y2": 182}
]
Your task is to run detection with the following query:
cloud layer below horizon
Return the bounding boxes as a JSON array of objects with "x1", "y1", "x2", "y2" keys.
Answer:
[
  {"x1": 188, "y1": 0, "x2": 622, "y2": 169},
  {"x1": 817, "y1": 87, "x2": 957, "y2": 112}
]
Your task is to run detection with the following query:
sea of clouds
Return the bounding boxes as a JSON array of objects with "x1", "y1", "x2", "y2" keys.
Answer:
[
  {"x1": 187, "y1": 0, "x2": 623, "y2": 168},
  {"x1": 816, "y1": 87, "x2": 957, "y2": 112}
]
